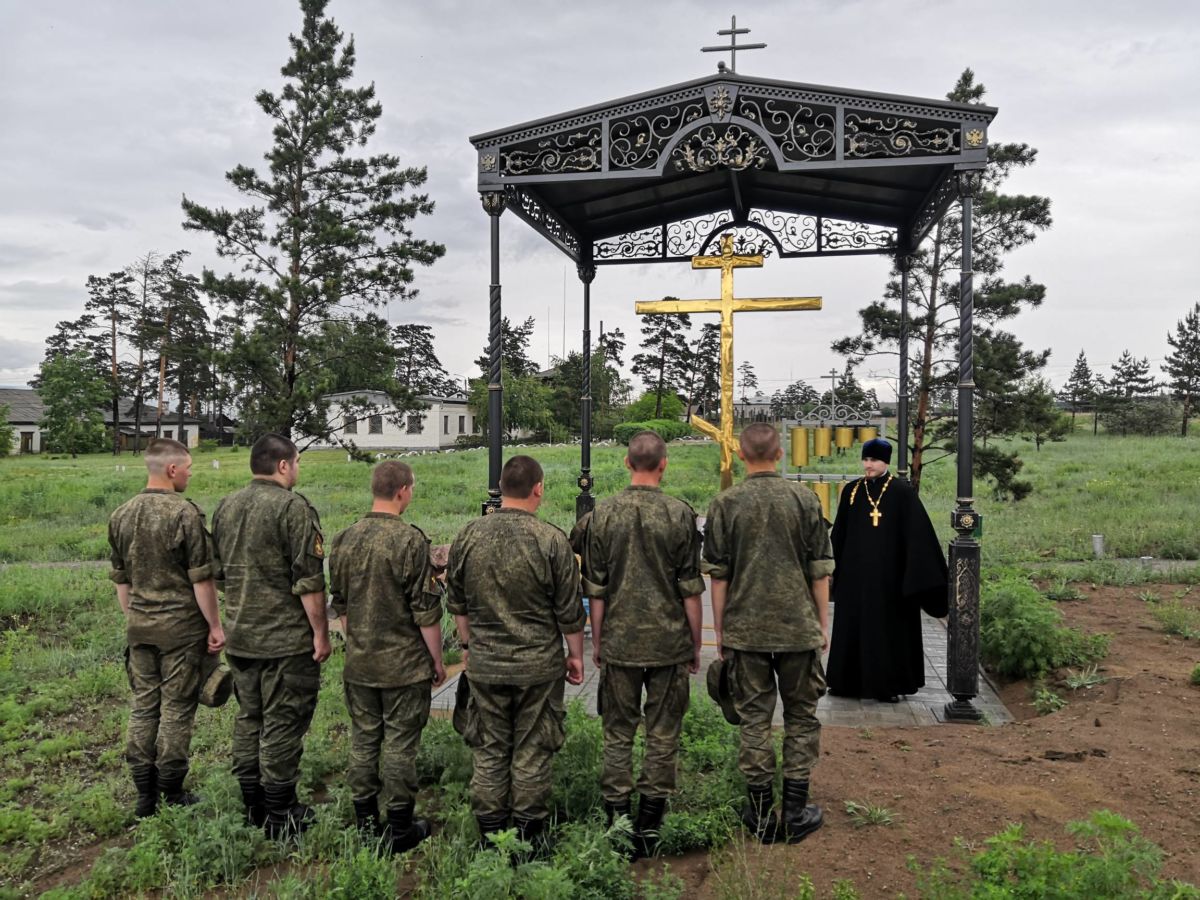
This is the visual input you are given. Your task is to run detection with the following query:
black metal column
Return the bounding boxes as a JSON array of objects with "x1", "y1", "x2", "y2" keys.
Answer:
[
  {"x1": 896, "y1": 253, "x2": 913, "y2": 480},
  {"x1": 481, "y1": 191, "x2": 506, "y2": 514},
  {"x1": 576, "y1": 261, "x2": 596, "y2": 520},
  {"x1": 945, "y1": 171, "x2": 984, "y2": 723}
]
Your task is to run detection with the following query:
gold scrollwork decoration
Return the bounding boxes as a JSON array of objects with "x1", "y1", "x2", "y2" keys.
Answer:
[
  {"x1": 672, "y1": 125, "x2": 770, "y2": 174},
  {"x1": 845, "y1": 113, "x2": 960, "y2": 159},
  {"x1": 501, "y1": 128, "x2": 601, "y2": 176},
  {"x1": 708, "y1": 85, "x2": 734, "y2": 121}
]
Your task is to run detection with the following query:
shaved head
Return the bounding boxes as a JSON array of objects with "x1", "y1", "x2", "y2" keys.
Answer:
[
  {"x1": 739, "y1": 423, "x2": 781, "y2": 463},
  {"x1": 626, "y1": 430, "x2": 667, "y2": 472},
  {"x1": 144, "y1": 437, "x2": 190, "y2": 473}
]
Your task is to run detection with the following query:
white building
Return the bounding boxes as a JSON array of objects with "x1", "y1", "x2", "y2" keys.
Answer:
[{"x1": 318, "y1": 390, "x2": 478, "y2": 451}]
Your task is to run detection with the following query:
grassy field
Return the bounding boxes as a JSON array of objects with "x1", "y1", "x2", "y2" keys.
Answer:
[{"x1": 0, "y1": 431, "x2": 1198, "y2": 896}]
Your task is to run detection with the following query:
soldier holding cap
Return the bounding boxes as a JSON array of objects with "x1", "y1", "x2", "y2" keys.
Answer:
[{"x1": 108, "y1": 437, "x2": 225, "y2": 818}]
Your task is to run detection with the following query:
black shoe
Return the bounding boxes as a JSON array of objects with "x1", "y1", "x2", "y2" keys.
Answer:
[
  {"x1": 238, "y1": 778, "x2": 267, "y2": 829},
  {"x1": 476, "y1": 810, "x2": 510, "y2": 849},
  {"x1": 263, "y1": 782, "x2": 315, "y2": 841},
  {"x1": 158, "y1": 769, "x2": 200, "y2": 807},
  {"x1": 387, "y1": 802, "x2": 431, "y2": 855},
  {"x1": 741, "y1": 784, "x2": 778, "y2": 844},
  {"x1": 603, "y1": 798, "x2": 632, "y2": 828},
  {"x1": 513, "y1": 815, "x2": 549, "y2": 860},
  {"x1": 132, "y1": 765, "x2": 157, "y2": 818},
  {"x1": 634, "y1": 795, "x2": 667, "y2": 858},
  {"x1": 780, "y1": 779, "x2": 823, "y2": 844},
  {"x1": 352, "y1": 795, "x2": 381, "y2": 836},
  {"x1": 874, "y1": 695, "x2": 901, "y2": 704},
  {"x1": 603, "y1": 797, "x2": 636, "y2": 859}
]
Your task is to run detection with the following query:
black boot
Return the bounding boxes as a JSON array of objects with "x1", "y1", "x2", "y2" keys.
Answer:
[
  {"x1": 158, "y1": 768, "x2": 200, "y2": 807},
  {"x1": 634, "y1": 794, "x2": 667, "y2": 858},
  {"x1": 263, "y1": 782, "x2": 315, "y2": 841},
  {"x1": 476, "y1": 810, "x2": 510, "y2": 849},
  {"x1": 514, "y1": 815, "x2": 549, "y2": 860},
  {"x1": 387, "y1": 802, "x2": 431, "y2": 855},
  {"x1": 132, "y1": 765, "x2": 157, "y2": 818},
  {"x1": 238, "y1": 778, "x2": 266, "y2": 829},
  {"x1": 352, "y1": 795, "x2": 381, "y2": 836},
  {"x1": 740, "y1": 784, "x2": 778, "y2": 844},
  {"x1": 603, "y1": 798, "x2": 632, "y2": 828},
  {"x1": 780, "y1": 779, "x2": 823, "y2": 844}
]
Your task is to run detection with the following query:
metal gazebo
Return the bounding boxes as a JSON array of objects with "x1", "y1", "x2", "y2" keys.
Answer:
[{"x1": 469, "y1": 70, "x2": 996, "y2": 721}]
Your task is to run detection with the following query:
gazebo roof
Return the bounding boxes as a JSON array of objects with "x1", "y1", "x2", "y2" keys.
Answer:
[{"x1": 470, "y1": 72, "x2": 995, "y2": 264}]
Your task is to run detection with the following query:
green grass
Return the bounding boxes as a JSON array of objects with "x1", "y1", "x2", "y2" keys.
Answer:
[{"x1": 844, "y1": 799, "x2": 895, "y2": 828}]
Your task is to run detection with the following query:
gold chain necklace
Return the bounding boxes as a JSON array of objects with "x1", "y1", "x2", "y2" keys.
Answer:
[{"x1": 850, "y1": 473, "x2": 893, "y2": 527}]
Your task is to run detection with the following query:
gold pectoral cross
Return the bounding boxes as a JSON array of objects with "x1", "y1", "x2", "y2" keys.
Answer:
[
  {"x1": 869, "y1": 507, "x2": 882, "y2": 527},
  {"x1": 636, "y1": 234, "x2": 822, "y2": 490}
]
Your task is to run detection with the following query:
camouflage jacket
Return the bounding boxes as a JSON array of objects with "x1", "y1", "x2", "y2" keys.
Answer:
[
  {"x1": 446, "y1": 508, "x2": 584, "y2": 686},
  {"x1": 212, "y1": 479, "x2": 326, "y2": 659},
  {"x1": 582, "y1": 485, "x2": 705, "y2": 667},
  {"x1": 702, "y1": 472, "x2": 835, "y2": 653},
  {"x1": 329, "y1": 512, "x2": 443, "y2": 688},
  {"x1": 108, "y1": 489, "x2": 214, "y2": 649}
]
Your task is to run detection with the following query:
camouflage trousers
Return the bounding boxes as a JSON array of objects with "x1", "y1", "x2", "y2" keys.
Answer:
[
  {"x1": 125, "y1": 639, "x2": 206, "y2": 778},
  {"x1": 727, "y1": 649, "x2": 824, "y2": 785},
  {"x1": 467, "y1": 678, "x2": 565, "y2": 820},
  {"x1": 228, "y1": 653, "x2": 320, "y2": 787},
  {"x1": 599, "y1": 663, "x2": 690, "y2": 802},
  {"x1": 344, "y1": 680, "x2": 431, "y2": 809}
]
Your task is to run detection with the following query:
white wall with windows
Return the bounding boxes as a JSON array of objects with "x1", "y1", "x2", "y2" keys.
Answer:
[{"x1": 318, "y1": 390, "x2": 477, "y2": 450}]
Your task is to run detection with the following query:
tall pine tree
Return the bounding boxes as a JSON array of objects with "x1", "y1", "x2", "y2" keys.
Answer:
[
  {"x1": 182, "y1": 0, "x2": 444, "y2": 443},
  {"x1": 631, "y1": 307, "x2": 691, "y2": 418},
  {"x1": 1163, "y1": 302, "x2": 1200, "y2": 436},
  {"x1": 833, "y1": 69, "x2": 1051, "y2": 495},
  {"x1": 1060, "y1": 349, "x2": 1095, "y2": 426}
]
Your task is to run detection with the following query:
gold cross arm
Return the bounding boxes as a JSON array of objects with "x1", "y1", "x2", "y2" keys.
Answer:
[{"x1": 635, "y1": 297, "x2": 822, "y2": 315}]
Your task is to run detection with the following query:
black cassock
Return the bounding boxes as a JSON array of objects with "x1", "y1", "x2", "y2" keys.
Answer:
[{"x1": 825, "y1": 472, "x2": 948, "y2": 699}]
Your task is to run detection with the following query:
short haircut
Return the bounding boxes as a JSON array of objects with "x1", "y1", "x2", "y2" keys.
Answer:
[
  {"x1": 739, "y1": 422, "x2": 781, "y2": 463},
  {"x1": 144, "y1": 437, "x2": 190, "y2": 471},
  {"x1": 500, "y1": 455, "x2": 544, "y2": 499},
  {"x1": 250, "y1": 432, "x2": 298, "y2": 476},
  {"x1": 372, "y1": 460, "x2": 414, "y2": 498},
  {"x1": 626, "y1": 430, "x2": 667, "y2": 472}
]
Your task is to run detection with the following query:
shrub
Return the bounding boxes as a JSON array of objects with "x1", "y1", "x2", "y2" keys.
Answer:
[
  {"x1": 980, "y1": 573, "x2": 1110, "y2": 679},
  {"x1": 623, "y1": 391, "x2": 684, "y2": 423},
  {"x1": 1190, "y1": 663, "x2": 1200, "y2": 686},
  {"x1": 613, "y1": 419, "x2": 693, "y2": 445},
  {"x1": 197, "y1": 439, "x2": 219, "y2": 452}
]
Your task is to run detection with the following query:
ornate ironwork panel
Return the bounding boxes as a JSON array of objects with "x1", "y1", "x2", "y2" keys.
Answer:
[
  {"x1": 748, "y1": 210, "x2": 817, "y2": 253},
  {"x1": 609, "y1": 99, "x2": 707, "y2": 170},
  {"x1": 593, "y1": 225, "x2": 663, "y2": 262},
  {"x1": 500, "y1": 127, "x2": 601, "y2": 176},
  {"x1": 667, "y1": 211, "x2": 735, "y2": 257},
  {"x1": 504, "y1": 187, "x2": 581, "y2": 259},
  {"x1": 844, "y1": 110, "x2": 961, "y2": 159},
  {"x1": 672, "y1": 124, "x2": 772, "y2": 173},
  {"x1": 698, "y1": 223, "x2": 780, "y2": 258},
  {"x1": 800, "y1": 403, "x2": 875, "y2": 425},
  {"x1": 910, "y1": 172, "x2": 959, "y2": 246},
  {"x1": 735, "y1": 93, "x2": 836, "y2": 162},
  {"x1": 822, "y1": 218, "x2": 895, "y2": 252}
]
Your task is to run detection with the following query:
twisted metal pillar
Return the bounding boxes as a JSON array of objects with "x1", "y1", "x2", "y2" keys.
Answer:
[
  {"x1": 481, "y1": 191, "x2": 506, "y2": 514},
  {"x1": 945, "y1": 170, "x2": 984, "y2": 723},
  {"x1": 896, "y1": 253, "x2": 914, "y2": 480},
  {"x1": 576, "y1": 261, "x2": 596, "y2": 520}
]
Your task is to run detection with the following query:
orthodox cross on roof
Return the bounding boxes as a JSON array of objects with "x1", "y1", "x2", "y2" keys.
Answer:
[{"x1": 701, "y1": 15, "x2": 766, "y2": 74}]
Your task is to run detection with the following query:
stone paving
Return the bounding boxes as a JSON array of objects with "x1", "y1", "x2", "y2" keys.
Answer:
[{"x1": 431, "y1": 580, "x2": 1011, "y2": 727}]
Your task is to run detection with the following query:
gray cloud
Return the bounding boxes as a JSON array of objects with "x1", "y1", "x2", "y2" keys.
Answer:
[{"x1": 0, "y1": 279, "x2": 81, "y2": 313}]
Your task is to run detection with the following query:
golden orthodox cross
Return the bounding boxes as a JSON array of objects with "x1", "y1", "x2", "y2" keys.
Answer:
[
  {"x1": 870, "y1": 507, "x2": 882, "y2": 527},
  {"x1": 635, "y1": 234, "x2": 822, "y2": 490}
]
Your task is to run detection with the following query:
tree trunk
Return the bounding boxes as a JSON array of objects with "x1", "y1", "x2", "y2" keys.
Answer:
[
  {"x1": 909, "y1": 222, "x2": 944, "y2": 496},
  {"x1": 654, "y1": 333, "x2": 666, "y2": 419},
  {"x1": 157, "y1": 308, "x2": 172, "y2": 437},
  {"x1": 111, "y1": 307, "x2": 121, "y2": 456}
]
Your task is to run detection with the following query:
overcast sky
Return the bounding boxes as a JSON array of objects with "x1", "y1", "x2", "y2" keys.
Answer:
[{"x1": 2, "y1": 0, "x2": 1198, "y2": 400}]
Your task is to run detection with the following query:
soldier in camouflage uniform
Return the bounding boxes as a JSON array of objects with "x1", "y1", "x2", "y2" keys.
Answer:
[
  {"x1": 329, "y1": 461, "x2": 446, "y2": 854},
  {"x1": 212, "y1": 433, "x2": 329, "y2": 840},
  {"x1": 581, "y1": 431, "x2": 704, "y2": 857},
  {"x1": 108, "y1": 438, "x2": 225, "y2": 818},
  {"x1": 447, "y1": 455, "x2": 586, "y2": 851},
  {"x1": 702, "y1": 423, "x2": 834, "y2": 845}
]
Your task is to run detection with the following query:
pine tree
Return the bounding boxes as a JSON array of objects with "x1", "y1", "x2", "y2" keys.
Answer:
[
  {"x1": 833, "y1": 68, "x2": 1051, "y2": 496},
  {"x1": 1163, "y1": 301, "x2": 1200, "y2": 436},
  {"x1": 475, "y1": 316, "x2": 537, "y2": 379},
  {"x1": 737, "y1": 360, "x2": 758, "y2": 401},
  {"x1": 630, "y1": 308, "x2": 692, "y2": 418},
  {"x1": 182, "y1": 0, "x2": 443, "y2": 442},
  {"x1": 394, "y1": 323, "x2": 457, "y2": 396},
  {"x1": 1059, "y1": 350, "x2": 1095, "y2": 425},
  {"x1": 1109, "y1": 350, "x2": 1157, "y2": 399},
  {"x1": 83, "y1": 271, "x2": 135, "y2": 455}
]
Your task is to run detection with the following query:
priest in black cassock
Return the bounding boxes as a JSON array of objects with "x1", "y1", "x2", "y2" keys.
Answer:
[{"x1": 825, "y1": 438, "x2": 948, "y2": 702}]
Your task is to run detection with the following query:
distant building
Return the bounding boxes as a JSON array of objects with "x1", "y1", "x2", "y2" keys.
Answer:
[
  {"x1": 314, "y1": 390, "x2": 478, "y2": 451},
  {"x1": 734, "y1": 391, "x2": 775, "y2": 423},
  {"x1": 0, "y1": 387, "x2": 202, "y2": 454}
]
